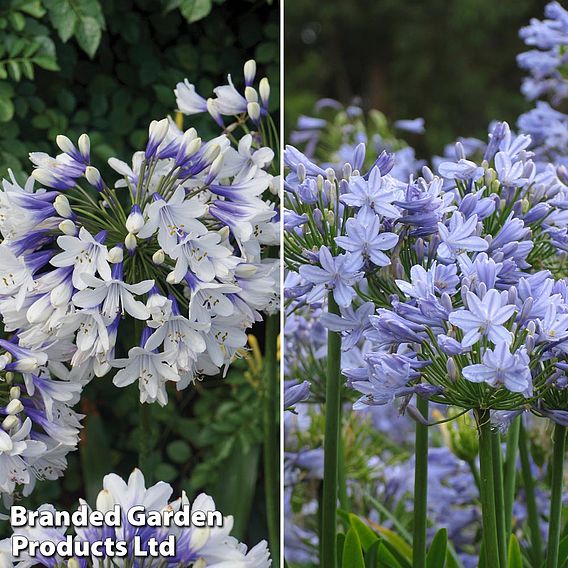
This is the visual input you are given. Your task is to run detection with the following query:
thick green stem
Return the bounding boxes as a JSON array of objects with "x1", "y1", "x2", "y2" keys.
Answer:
[
  {"x1": 519, "y1": 421, "x2": 543, "y2": 566},
  {"x1": 338, "y1": 421, "x2": 349, "y2": 511},
  {"x1": 263, "y1": 312, "x2": 280, "y2": 562},
  {"x1": 504, "y1": 416, "x2": 521, "y2": 542},
  {"x1": 476, "y1": 408, "x2": 501, "y2": 568},
  {"x1": 138, "y1": 403, "x2": 153, "y2": 484},
  {"x1": 321, "y1": 294, "x2": 342, "y2": 568},
  {"x1": 546, "y1": 422, "x2": 566, "y2": 568},
  {"x1": 492, "y1": 430, "x2": 507, "y2": 567},
  {"x1": 413, "y1": 397, "x2": 429, "y2": 568}
]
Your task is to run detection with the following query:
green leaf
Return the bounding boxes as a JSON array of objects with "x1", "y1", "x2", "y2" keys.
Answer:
[
  {"x1": 45, "y1": 0, "x2": 77, "y2": 42},
  {"x1": 427, "y1": 528, "x2": 448, "y2": 568},
  {"x1": 179, "y1": 0, "x2": 212, "y2": 23},
  {"x1": 34, "y1": 55, "x2": 60, "y2": 71},
  {"x1": 365, "y1": 540, "x2": 381, "y2": 568},
  {"x1": 508, "y1": 534, "x2": 522, "y2": 568},
  {"x1": 377, "y1": 542, "x2": 403, "y2": 568},
  {"x1": 75, "y1": 16, "x2": 102, "y2": 58},
  {"x1": 154, "y1": 463, "x2": 177, "y2": 482},
  {"x1": 372, "y1": 525, "x2": 413, "y2": 564},
  {"x1": 349, "y1": 514, "x2": 380, "y2": 552},
  {"x1": 343, "y1": 527, "x2": 365, "y2": 568},
  {"x1": 0, "y1": 97, "x2": 14, "y2": 122},
  {"x1": 166, "y1": 440, "x2": 192, "y2": 463}
]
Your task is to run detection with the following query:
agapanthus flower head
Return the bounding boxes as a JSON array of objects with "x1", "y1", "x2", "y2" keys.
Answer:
[
  {"x1": 0, "y1": 68, "x2": 278, "y2": 407},
  {"x1": 0, "y1": 468, "x2": 271, "y2": 567}
]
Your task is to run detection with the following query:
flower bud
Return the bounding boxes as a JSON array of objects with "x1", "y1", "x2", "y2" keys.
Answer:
[
  {"x1": 152, "y1": 249, "x2": 165, "y2": 265},
  {"x1": 59, "y1": 219, "x2": 77, "y2": 235},
  {"x1": 206, "y1": 154, "x2": 224, "y2": 183},
  {"x1": 270, "y1": 175, "x2": 281, "y2": 196},
  {"x1": 56, "y1": 135, "x2": 76, "y2": 156},
  {"x1": 2, "y1": 415, "x2": 19, "y2": 431},
  {"x1": 244, "y1": 86, "x2": 258, "y2": 103},
  {"x1": 203, "y1": 143, "x2": 221, "y2": 164},
  {"x1": 9, "y1": 386, "x2": 20, "y2": 400},
  {"x1": 166, "y1": 271, "x2": 177, "y2": 284},
  {"x1": 54, "y1": 195, "x2": 73, "y2": 218},
  {"x1": 125, "y1": 233, "x2": 137, "y2": 252},
  {"x1": 259, "y1": 77, "x2": 270, "y2": 107},
  {"x1": 146, "y1": 118, "x2": 169, "y2": 158},
  {"x1": 108, "y1": 246, "x2": 124, "y2": 264},
  {"x1": 85, "y1": 166, "x2": 103, "y2": 190},
  {"x1": 68, "y1": 559, "x2": 81, "y2": 568},
  {"x1": 247, "y1": 102, "x2": 261, "y2": 122},
  {"x1": 219, "y1": 226, "x2": 230, "y2": 241},
  {"x1": 14, "y1": 358, "x2": 38, "y2": 372},
  {"x1": 6, "y1": 399, "x2": 23, "y2": 415},
  {"x1": 243, "y1": 59, "x2": 256, "y2": 86},
  {"x1": 126, "y1": 205, "x2": 144, "y2": 234},
  {"x1": 78, "y1": 134, "x2": 90, "y2": 161},
  {"x1": 447, "y1": 357, "x2": 458, "y2": 382},
  {"x1": 5, "y1": 372, "x2": 13, "y2": 385}
]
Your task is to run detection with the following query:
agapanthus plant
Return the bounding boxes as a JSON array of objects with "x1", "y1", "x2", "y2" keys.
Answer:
[
  {"x1": 0, "y1": 60, "x2": 278, "y2": 407},
  {"x1": 0, "y1": 468, "x2": 271, "y2": 567},
  {"x1": 285, "y1": 73, "x2": 568, "y2": 564}
]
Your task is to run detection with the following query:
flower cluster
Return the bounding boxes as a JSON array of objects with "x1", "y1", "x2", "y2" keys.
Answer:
[
  {"x1": 0, "y1": 468, "x2": 271, "y2": 567},
  {"x1": 0, "y1": 339, "x2": 82, "y2": 502},
  {"x1": 0, "y1": 60, "x2": 278, "y2": 406},
  {"x1": 517, "y1": 2, "x2": 568, "y2": 166}
]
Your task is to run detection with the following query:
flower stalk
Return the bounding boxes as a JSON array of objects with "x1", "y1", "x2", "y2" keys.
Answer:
[
  {"x1": 546, "y1": 422, "x2": 566, "y2": 568},
  {"x1": 476, "y1": 408, "x2": 501, "y2": 568},
  {"x1": 491, "y1": 429, "x2": 507, "y2": 567},
  {"x1": 413, "y1": 397, "x2": 429, "y2": 568},
  {"x1": 503, "y1": 415, "x2": 521, "y2": 542},
  {"x1": 321, "y1": 293, "x2": 343, "y2": 568},
  {"x1": 519, "y1": 421, "x2": 543, "y2": 566},
  {"x1": 263, "y1": 311, "x2": 280, "y2": 562}
]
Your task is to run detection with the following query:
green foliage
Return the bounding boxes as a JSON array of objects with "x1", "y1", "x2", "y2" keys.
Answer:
[
  {"x1": 0, "y1": 0, "x2": 279, "y2": 179},
  {"x1": 285, "y1": 0, "x2": 543, "y2": 155}
]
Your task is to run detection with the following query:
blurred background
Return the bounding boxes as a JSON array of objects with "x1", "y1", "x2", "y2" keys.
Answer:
[
  {"x1": 285, "y1": 0, "x2": 547, "y2": 156},
  {"x1": 0, "y1": 0, "x2": 279, "y2": 549}
]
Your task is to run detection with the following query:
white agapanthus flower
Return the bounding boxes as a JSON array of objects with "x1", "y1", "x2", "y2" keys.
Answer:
[
  {"x1": 0, "y1": 469, "x2": 271, "y2": 567},
  {"x1": 0, "y1": 60, "x2": 278, "y2": 408}
]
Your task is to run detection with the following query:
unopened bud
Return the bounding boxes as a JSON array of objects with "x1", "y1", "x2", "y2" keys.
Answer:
[
  {"x1": 6, "y1": 399, "x2": 23, "y2": 415},
  {"x1": 85, "y1": 166, "x2": 103, "y2": 190},
  {"x1": 244, "y1": 87, "x2": 258, "y2": 103},
  {"x1": 259, "y1": 78, "x2": 270, "y2": 107},
  {"x1": 124, "y1": 233, "x2": 137, "y2": 252},
  {"x1": 59, "y1": 219, "x2": 77, "y2": 235},
  {"x1": 54, "y1": 195, "x2": 73, "y2": 218},
  {"x1": 152, "y1": 250, "x2": 165, "y2": 265},
  {"x1": 243, "y1": 59, "x2": 256, "y2": 86},
  {"x1": 96, "y1": 489, "x2": 115, "y2": 513},
  {"x1": 108, "y1": 246, "x2": 124, "y2": 264},
  {"x1": 2, "y1": 415, "x2": 19, "y2": 431},
  {"x1": 78, "y1": 134, "x2": 90, "y2": 160},
  {"x1": 166, "y1": 271, "x2": 177, "y2": 284},
  {"x1": 126, "y1": 205, "x2": 144, "y2": 234},
  {"x1": 9, "y1": 386, "x2": 20, "y2": 400},
  {"x1": 247, "y1": 102, "x2": 261, "y2": 122}
]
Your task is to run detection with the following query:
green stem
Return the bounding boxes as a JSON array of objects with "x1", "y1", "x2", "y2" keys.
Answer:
[
  {"x1": 263, "y1": 312, "x2": 280, "y2": 562},
  {"x1": 504, "y1": 415, "x2": 521, "y2": 543},
  {"x1": 476, "y1": 408, "x2": 501, "y2": 568},
  {"x1": 321, "y1": 293, "x2": 342, "y2": 568},
  {"x1": 519, "y1": 421, "x2": 543, "y2": 566},
  {"x1": 138, "y1": 403, "x2": 153, "y2": 484},
  {"x1": 338, "y1": 420, "x2": 348, "y2": 511},
  {"x1": 413, "y1": 397, "x2": 429, "y2": 568},
  {"x1": 546, "y1": 422, "x2": 566, "y2": 568},
  {"x1": 492, "y1": 429, "x2": 507, "y2": 567}
]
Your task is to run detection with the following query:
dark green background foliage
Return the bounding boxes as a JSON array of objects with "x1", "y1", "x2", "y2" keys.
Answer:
[
  {"x1": 0, "y1": 0, "x2": 278, "y2": 546},
  {"x1": 0, "y1": 0, "x2": 279, "y2": 180},
  {"x1": 285, "y1": 0, "x2": 547, "y2": 155}
]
